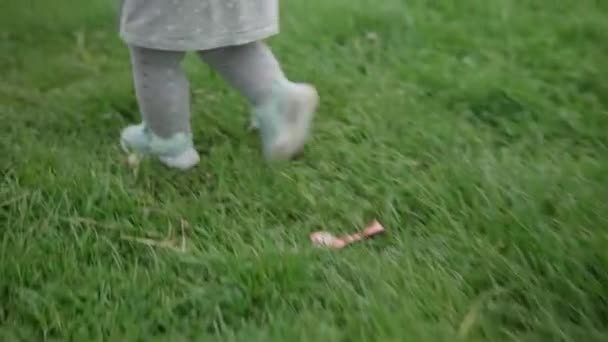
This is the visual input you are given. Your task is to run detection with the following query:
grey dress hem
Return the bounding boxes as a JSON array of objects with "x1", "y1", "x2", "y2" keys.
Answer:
[
  {"x1": 120, "y1": 24, "x2": 279, "y2": 51},
  {"x1": 118, "y1": 0, "x2": 279, "y2": 52}
]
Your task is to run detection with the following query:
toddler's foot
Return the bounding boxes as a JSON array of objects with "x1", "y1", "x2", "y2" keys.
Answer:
[
  {"x1": 120, "y1": 123, "x2": 200, "y2": 170},
  {"x1": 254, "y1": 80, "x2": 319, "y2": 160}
]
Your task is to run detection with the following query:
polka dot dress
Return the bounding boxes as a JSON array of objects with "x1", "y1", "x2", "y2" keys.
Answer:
[{"x1": 119, "y1": 0, "x2": 279, "y2": 51}]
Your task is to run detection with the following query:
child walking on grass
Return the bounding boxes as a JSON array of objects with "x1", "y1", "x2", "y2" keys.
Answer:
[{"x1": 118, "y1": 0, "x2": 319, "y2": 170}]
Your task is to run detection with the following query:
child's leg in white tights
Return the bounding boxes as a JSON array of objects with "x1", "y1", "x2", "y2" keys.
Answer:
[
  {"x1": 122, "y1": 46, "x2": 199, "y2": 170},
  {"x1": 129, "y1": 46, "x2": 191, "y2": 138},
  {"x1": 199, "y1": 42, "x2": 319, "y2": 159},
  {"x1": 197, "y1": 41, "x2": 285, "y2": 107}
]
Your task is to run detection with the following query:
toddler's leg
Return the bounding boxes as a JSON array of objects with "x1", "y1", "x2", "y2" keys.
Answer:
[
  {"x1": 197, "y1": 41, "x2": 284, "y2": 107},
  {"x1": 121, "y1": 45, "x2": 199, "y2": 170},
  {"x1": 198, "y1": 42, "x2": 319, "y2": 160},
  {"x1": 129, "y1": 46, "x2": 190, "y2": 138}
]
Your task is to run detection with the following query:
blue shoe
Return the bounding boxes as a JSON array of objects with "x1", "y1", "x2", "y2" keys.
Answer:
[
  {"x1": 120, "y1": 123, "x2": 200, "y2": 170},
  {"x1": 254, "y1": 80, "x2": 319, "y2": 160}
]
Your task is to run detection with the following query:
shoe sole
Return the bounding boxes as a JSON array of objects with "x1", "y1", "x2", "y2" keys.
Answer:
[
  {"x1": 120, "y1": 136, "x2": 200, "y2": 171},
  {"x1": 159, "y1": 149, "x2": 200, "y2": 170}
]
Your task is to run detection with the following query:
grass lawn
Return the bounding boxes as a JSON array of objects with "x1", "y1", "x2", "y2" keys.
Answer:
[{"x1": 1, "y1": 0, "x2": 607, "y2": 340}]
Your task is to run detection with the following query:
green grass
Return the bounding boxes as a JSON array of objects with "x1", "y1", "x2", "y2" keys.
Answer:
[{"x1": 1, "y1": 0, "x2": 607, "y2": 340}]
